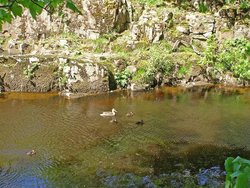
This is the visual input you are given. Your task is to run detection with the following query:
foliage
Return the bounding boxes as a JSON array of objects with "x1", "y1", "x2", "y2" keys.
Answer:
[
  {"x1": 0, "y1": 0, "x2": 81, "y2": 30},
  {"x1": 177, "y1": 65, "x2": 189, "y2": 77},
  {"x1": 225, "y1": 0, "x2": 236, "y2": 4},
  {"x1": 137, "y1": 0, "x2": 164, "y2": 5},
  {"x1": 57, "y1": 59, "x2": 69, "y2": 89},
  {"x1": 224, "y1": 0, "x2": 250, "y2": 8},
  {"x1": 200, "y1": 36, "x2": 250, "y2": 80},
  {"x1": 219, "y1": 38, "x2": 250, "y2": 80},
  {"x1": 93, "y1": 37, "x2": 109, "y2": 53},
  {"x1": 23, "y1": 62, "x2": 40, "y2": 79},
  {"x1": 240, "y1": 0, "x2": 250, "y2": 9},
  {"x1": 200, "y1": 35, "x2": 218, "y2": 67},
  {"x1": 198, "y1": 2, "x2": 209, "y2": 13},
  {"x1": 114, "y1": 70, "x2": 132, "y2": 88},
  {"x1": 131, "y1": 41, "x2": 174, "y2": 84},
  {"x1": 225, "y1": 156, "x2": 250, "y2": 188}
]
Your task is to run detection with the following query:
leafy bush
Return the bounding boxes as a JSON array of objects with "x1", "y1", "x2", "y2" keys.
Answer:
[
  {"x1": 200, "y1": 35, "x2": 218, "y2": 67},
  {"x1": 225, "y1": 156, "x2": 250, "y2": 188},
  {"x1": 200, "y1": 36, "x2": 250, "y2": 80},
  {"x1": 240, "y1": 1, "x2": 250, "y2": 9},
  {"x1": 219, "y1": 38, "x2": 250, "y2": 79},
  {"x1": 114, "y1": 70, "x2": 132, "y2": 88},
  {"x1": 130, "y1": 41, "x2": 174, "y2": 85}
]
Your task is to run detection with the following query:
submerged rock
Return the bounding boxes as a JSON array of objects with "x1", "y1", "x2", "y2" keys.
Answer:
[{"x1": 197, "y1": 166, "x2": 225, "y2": 187}]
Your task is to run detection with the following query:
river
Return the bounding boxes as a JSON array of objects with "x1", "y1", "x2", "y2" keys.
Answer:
[{"x1": 0, "y1": 86, "x2": 250, "y2": 187}]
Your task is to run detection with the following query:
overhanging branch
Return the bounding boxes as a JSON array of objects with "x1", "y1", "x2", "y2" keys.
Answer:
[
  {"x1": 0, "y1": 0, "x2": 53, "y2": 14},
  {"x1": 30, "y1": 0, "x2": 53, "y2": 14}
]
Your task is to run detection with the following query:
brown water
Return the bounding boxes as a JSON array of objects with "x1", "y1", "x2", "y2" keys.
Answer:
[{"x1": 0, "y1": 87, "x2": 250, "y2": 187}]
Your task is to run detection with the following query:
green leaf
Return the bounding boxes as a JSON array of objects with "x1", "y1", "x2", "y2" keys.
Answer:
[
  {"x1": 28, "y1": 2, "x2": 43, "y2": 19},
  {"x1": 66, "y1": 0, "x2": 82, "y2": 14},
  {"x1": 11, "y1": 3, "x2": 23, "y2": 17},
  {"x1": 231, "y1": 171, "x2": 240, "y2": 178},
  {"x1": 19, "y1": 0, "x2": 30, "y2": 8},
  {"x1": 50, "y1": 0, "x2": 64, "y2": 7},
  {"x1": 225, "y1": 157, "x2": 234, "y2": 173},
  {"x1": 235, "y1": 173, "x2": 249, "y2": 188},
  {"x1": 0, "y1": 0, "x2": 8, "y2": 3},
  {"x1": 0, "y1": 9, "x2": 12, "y2": 23}
]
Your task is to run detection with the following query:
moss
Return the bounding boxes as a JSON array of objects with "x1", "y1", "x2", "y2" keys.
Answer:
[{"x1": 132, "y1": 0, "x2": 164, "y2": 6}]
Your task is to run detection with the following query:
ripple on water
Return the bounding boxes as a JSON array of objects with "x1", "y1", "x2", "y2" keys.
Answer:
[{"x1": 0, "y1": 87, "x2": 250, "y2": 187}]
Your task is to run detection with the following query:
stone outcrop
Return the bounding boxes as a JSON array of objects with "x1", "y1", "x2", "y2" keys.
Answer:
[
  {"x1": 0, "y1": 55, "x2": 109, "y2": 93},
  {"x1": 186, "y1": 13, "x2": 215, "y2": 38},
  {"x1": 2, "y1": 0, "x2": 131, "y2": 40},
  {"x1": 130, "y1": 8, "x2": 173, "y2": 42}
]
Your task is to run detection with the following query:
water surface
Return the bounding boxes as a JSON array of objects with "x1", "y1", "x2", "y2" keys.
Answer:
[{"x1": 0, "y1": 87, "x2": 250, "y2": 187}]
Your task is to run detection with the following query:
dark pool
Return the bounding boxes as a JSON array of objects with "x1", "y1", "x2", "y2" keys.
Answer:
[{"x1": 0, "y1": 86, "x2": 250, "y2": 187}]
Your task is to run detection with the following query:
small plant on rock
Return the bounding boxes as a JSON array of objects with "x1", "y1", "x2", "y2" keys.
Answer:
[
  {"x1": 198, "y1": 2, "x2": 209, "y2": 13},
  {"x1": 23, "y1": 62, "x2": 40, "y2": 80}
]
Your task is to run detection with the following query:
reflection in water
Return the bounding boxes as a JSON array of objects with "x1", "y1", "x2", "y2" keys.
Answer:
[{"x1": 0, "y1": 87, "x2": 250, "y2": 187}]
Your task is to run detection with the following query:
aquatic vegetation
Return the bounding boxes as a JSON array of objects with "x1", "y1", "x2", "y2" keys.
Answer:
[{"x1": 225, "y1": 156, "x2": 250, "y2": 188}]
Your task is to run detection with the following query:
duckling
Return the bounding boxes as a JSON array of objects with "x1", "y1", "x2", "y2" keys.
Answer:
[
  {"x1": 135, "y1": 120, "x2": 144, "y2": 125},
  {"x1": 110, "y1": 118, "x2": 118, "y2": 123},
  {"x1": 26, "y1": 149, "x2": 36, "y2": 156},
  {"x1": 126, "y1": 112, "x2": 134, "y2": 117}
]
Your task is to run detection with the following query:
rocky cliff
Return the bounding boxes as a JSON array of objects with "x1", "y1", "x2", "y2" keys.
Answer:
[{"x1": 0, "y1": 0, "x2": 249, "y2": 94}]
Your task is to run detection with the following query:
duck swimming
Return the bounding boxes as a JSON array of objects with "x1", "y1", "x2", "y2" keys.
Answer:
[
  {"x1": 135, "y1": 120, "x2": 144, "y2": 125},
  {"x1": 126, "y1": 112, "x2": 134, "y2": 117},
  {"x1": 100, "y1": 108, "x2": 117, "y2": 117},
  {"x1": 26, "y1": 149, "x2": 36, "y2": 156}
]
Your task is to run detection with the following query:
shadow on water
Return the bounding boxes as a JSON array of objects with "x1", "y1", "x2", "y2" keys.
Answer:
[
  {"x1": 95, "y1": 144, "x2": 250, "y2": 187},
  {"x1": 153, "y1": 144, "x2": 250, "y2": 175}
]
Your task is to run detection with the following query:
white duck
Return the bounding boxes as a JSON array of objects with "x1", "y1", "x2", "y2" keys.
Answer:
[{"x1": 100, "y1": 108, "x2": 117, "y2": 117}]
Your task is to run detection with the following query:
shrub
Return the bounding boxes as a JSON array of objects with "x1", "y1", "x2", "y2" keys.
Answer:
[
  {"x1": 200, "y1": 36, "x2": 250, "y2": 81},
  {"x1": 132, "y1": 45, "x2": 174, "y2": 85},
  {"x1": 114, "y1": 70, "x2": 132, "y2": 88}
]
